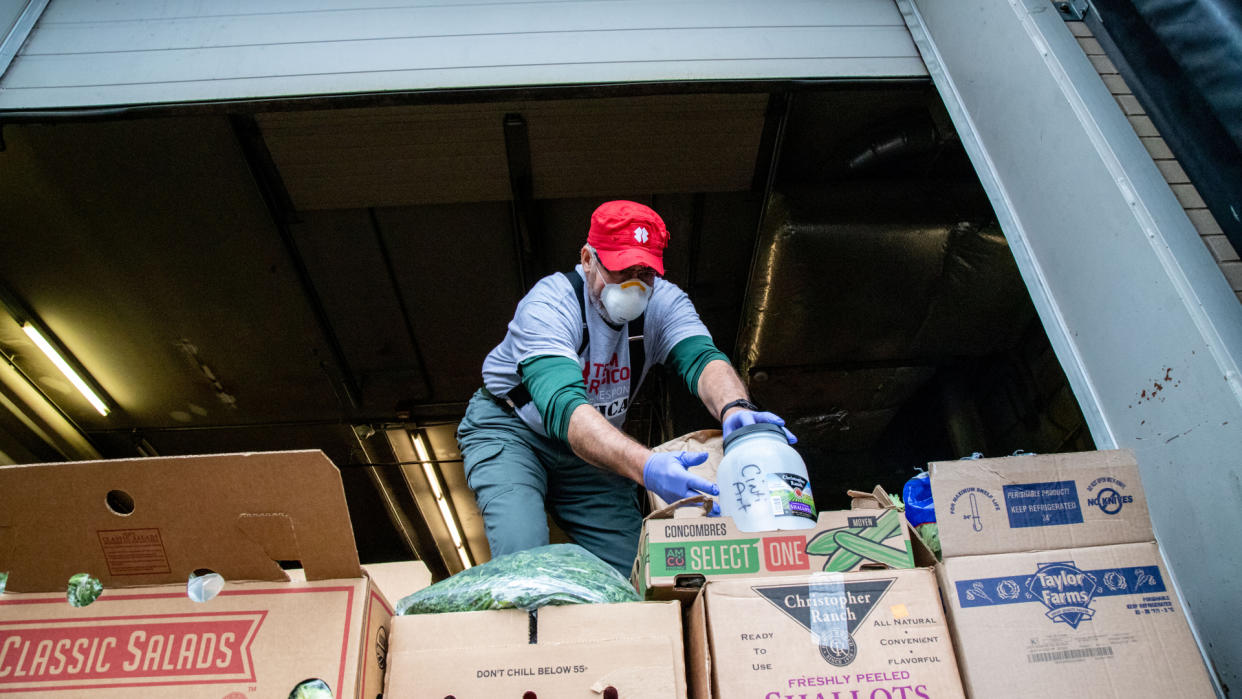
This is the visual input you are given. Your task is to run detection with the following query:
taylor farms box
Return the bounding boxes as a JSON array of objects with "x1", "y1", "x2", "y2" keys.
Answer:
[
  {"x1": 928, "y1": 449, "x2": 1217, "y2": 697},
  {"x1": 0, "y1": 451, "x2": 392, "y2": 698},
  {"x1": 384, "y1": 601, "x2": 686, "y2": 698},
  {"x1": 938, "y1": 541, "x2": 1215, "y2": 697},
  {"x1": 687, "y1": 568, "x2": 965, "y2": 699},
  {"x1": 634, "y1": 503, "x2": 914, "y2": 600}
]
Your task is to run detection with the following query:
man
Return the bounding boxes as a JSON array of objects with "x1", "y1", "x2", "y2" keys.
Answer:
[{"x1": 457, "y1": 200, "x2": 795, "y2": 575}]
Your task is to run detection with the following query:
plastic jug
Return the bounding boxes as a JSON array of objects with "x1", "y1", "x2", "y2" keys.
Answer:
[{"x1": 716, "y1": 423, "x2": 816, "y2": 532}]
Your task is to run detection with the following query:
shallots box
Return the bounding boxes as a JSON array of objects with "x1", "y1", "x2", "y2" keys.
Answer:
[
  {"x1": 929, "y1": 450, "x2": 1218, "y2": 697},
  {"x1": 633, "y1": 501, "x2": 914, "y2": 600},
  {"x1": 686, "y1": 568, "x2": 964, "y2": 699},
  {"x1": 383, "y1": 601, "x2": 686, "y2": 698},
  {"x1": 0, "y1": 450, "x2": 392, "y2": 698}
]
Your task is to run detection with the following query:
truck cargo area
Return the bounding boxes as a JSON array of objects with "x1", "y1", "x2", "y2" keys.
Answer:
[{"x1": 0, "y1": 80, "x2": 1092, "y2": 573}]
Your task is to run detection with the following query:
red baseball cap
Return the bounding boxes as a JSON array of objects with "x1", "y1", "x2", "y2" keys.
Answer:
[{"x1": 587, "y1": 200, "x2": 669, "y2": 276}]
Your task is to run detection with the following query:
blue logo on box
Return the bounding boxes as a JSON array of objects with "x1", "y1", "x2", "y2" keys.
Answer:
[
  {"x1": 957, "y1": 562, "x2": 1166, "y2": 630},
  {"x1": 1002, "y1": 480, "x2": 1084, "y2": 528},
  {"x1": 1026, "y1": 562, "x2": 1099, "y2": 629},
  {"x1": 1086, "y1": 477, "x2": 1134, "y2": 515}
]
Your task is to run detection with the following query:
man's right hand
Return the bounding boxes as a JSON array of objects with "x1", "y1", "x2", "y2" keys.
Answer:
[{"x1": 643, "y1": 451, "x2": 719, "y2": 512}]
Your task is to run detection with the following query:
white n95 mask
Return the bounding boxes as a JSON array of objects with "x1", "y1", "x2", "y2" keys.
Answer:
[{"x1": 600, "y1": 279, "x2": 652, "y2": 323}]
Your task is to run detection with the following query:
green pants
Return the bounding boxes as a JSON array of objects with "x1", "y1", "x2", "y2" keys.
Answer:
[{"x1": 456, "y1": 389, "x2": 643, "y2": 576}]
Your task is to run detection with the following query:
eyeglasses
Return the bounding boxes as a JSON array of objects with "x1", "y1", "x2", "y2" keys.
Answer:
[{"x1": 593, "y1": 252, "x2": 658, "y2": 286}]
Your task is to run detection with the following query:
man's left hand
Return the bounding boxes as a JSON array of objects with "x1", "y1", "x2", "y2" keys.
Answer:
[{"x1": 722, "y1": 409, "x2": 797, "y2": 444}]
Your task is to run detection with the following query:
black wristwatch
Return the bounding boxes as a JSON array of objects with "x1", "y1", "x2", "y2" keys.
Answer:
[{"x1": 719, "y1": 398, "x2": 760, "y2": 421}]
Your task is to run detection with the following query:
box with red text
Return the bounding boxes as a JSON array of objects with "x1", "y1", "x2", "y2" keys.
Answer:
[{"x1": 0, "y1": 450, "x2": 391, "y2": 698}]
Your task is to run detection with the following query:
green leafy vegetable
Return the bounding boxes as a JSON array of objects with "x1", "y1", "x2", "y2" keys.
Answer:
[
  {"x1": 916, "y1": 522, "x2": 941, "y2": 560},
  {"x1": 0, "y1": 571, "x2": 7, "y2": 594},
  {"x1": 289, "y1": 679, "x2": 333, "y2": 699},
  {"x1": 396, "y1": 544, "x2": 639, "y2": 615},
  {"x1": 67, "y1": 573, "x2": 102, "y2": 607}
]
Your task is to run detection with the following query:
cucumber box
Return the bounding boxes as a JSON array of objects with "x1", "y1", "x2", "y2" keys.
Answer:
[{"x1": 632, "y1": 502, "x2": 915, "y2": 601}]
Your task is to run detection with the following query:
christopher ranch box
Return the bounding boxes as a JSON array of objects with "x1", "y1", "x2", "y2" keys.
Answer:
[
  {"x1": 929, "y1": 450, "x2": 1217, "y2": 697},
  {"x1": 686, "y1": 568, "x2": 965, "y2": 699},
  {"x1": 634, "y1": 497, "x2": 914, "y2": 600},
  {"x1": 384, "y1": 601, "x2": 687, "y2": 698},
  {"x1": 0, "y1": 451, "x2": 392, "y2": 698}
]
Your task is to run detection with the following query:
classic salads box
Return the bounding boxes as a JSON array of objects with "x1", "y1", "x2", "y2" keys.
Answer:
[
  {"x1": 928, "y1": 449, "x2": 1218, "y2": 697},
  {"x1": 0, "y1": 450, "x2": 392, "y2": 698}
]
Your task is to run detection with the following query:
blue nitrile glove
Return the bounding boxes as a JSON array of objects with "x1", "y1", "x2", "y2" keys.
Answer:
[
  {"x1": 643, "y1": 451, "x2": 720, "y2": 514},
  {"x1": 722, "y1": 409, "x2": 798, "y2": 444}
]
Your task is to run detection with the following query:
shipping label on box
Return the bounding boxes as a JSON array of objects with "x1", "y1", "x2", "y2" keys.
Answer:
[
  {"x1": 635, "y1": 508, "x2": 914, "y2": 599},
  {"x1": 691, "y1": 568, "x2": 964, "y2": 699},
  {"x1": 928, "y1": 449, "x2": 1151, "y2": 558},
  {"x1": 939, "y1": 541, "x2": 1215, "y2": 697},
  {"x1": 384, "y1": 601, "x2": 686, "y2": 698}
]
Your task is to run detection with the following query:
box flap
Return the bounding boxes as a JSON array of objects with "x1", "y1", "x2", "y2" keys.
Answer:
[
  {"x1": 362, "y1": 560, "x2": 431, "y2": 604},
  {"x1": 645, "y1": 494, "x2": 716, "y2": 521},
  {"x1": 0, "y1": 450, "x2": 362, "y2": 592},
  {"x1": 930, "y1": 449, "x2": 1152, "y2": 558},
  {"x1": 847, "y1": 484, "x2": 898, "y2": 510}
]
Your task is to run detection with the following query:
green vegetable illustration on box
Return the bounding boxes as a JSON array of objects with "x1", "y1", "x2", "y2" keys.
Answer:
[{"x1": 805, "y1": 509, "x2": 913, "y2": 571}]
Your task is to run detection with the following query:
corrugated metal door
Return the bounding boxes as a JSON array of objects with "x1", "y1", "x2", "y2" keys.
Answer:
[
  {"x1": 899, "y1": 0, "x2": 1240, "y2": 692},
  {"x1": 0, "y1": 0, "x2": 925, "y2": 110}
]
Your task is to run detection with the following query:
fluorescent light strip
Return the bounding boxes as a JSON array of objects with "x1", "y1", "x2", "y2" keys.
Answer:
[
  {"x1": 22, "y1": 323, "x2": 109, "y2": 416},
  {"x1": 411, "y1": 432, "x2": 472, "y2": 569}
]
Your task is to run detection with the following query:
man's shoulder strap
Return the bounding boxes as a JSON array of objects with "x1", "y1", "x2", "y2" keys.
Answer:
[
  {"x1": 562, "y1": 271, "x2": 590, "y2": 356},
  {"x1": 562, "y1": 271, "x2": 648, "y2": 399}
]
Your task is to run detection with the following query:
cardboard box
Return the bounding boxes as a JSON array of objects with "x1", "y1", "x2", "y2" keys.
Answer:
[
  {"x1": 687, "y1": 568, "x2": 965, "y2": 699},
  {"x1": 634, "y1": 503, "x2": 914, "y2": 600},
  {"x1": 928, "y1": 449, "x2": 1152, "y2": 557},
  {"x1": 384, "y1": 601, "x2": 686, "y2": 698},
  {"x1": 361, "y1": 561, "x2": 431, "y2": 605},
  {"x1": 929, "y1": 450, "x2": 1217, "y2": 697},
  {"x1": 939, "y1": 541, "x2": 1214, "y2": 697},
  {"x1": 0, "y1": 450, "x2": 392, "y2": 698}
]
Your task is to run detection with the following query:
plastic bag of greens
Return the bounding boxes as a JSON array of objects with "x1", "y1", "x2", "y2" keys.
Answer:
[
  {"x1": 396, "y1": 544, "x2": 639, "y2": 615},
  {"x1": 289, "y1": 678, "x2": 333, "y2": 699},
  {"x1": 67, "y1": 573, "x2": 102, "y2": 607},
  {"x1": 916, "y1": 522, "x2": 942, "y2": 560}
]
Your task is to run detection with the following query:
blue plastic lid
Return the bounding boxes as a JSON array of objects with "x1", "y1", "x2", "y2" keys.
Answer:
[{"x1": 902, "y1": 472, "x2": 936, "y2": 526}]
